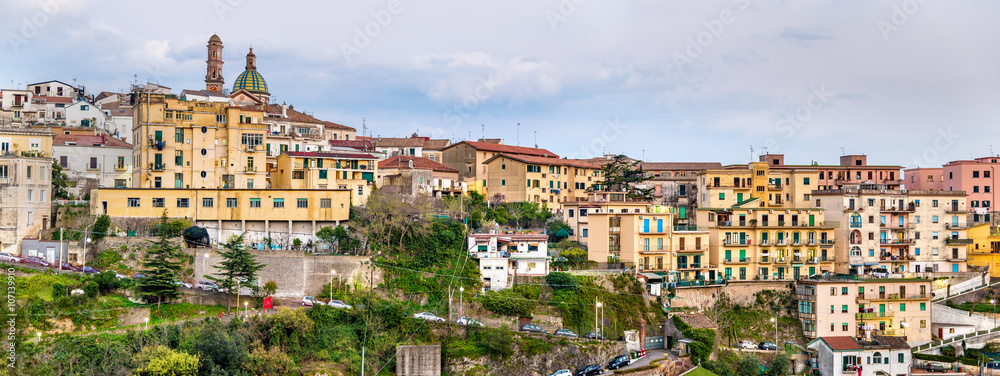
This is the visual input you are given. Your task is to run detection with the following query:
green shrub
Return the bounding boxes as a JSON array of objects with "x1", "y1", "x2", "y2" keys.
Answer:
[
  {"x1": 477, "y1": 289, "x2": 534, "y2": 317},
  {"x1": 673, "y1": 315, "x2": 715, "y2": 364},
  {"x1": 472, "y1": 327, "x2": 513, "y2": 359},
  {"x1": 83, "y1": 281, "x2": 99, "y2": 298},
  {"x1": 52, "y1": 282, "x2": 66, "y2": 299},
  {"x1": 545, "y1": 272, "x2": 578, "y2": 291}
]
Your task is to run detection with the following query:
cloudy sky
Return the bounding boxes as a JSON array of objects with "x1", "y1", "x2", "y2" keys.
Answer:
[{"x1": 1, "y1": 0, "x2": 996, "y2": 167}]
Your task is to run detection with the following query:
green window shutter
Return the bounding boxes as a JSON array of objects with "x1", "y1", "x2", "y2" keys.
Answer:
[
  {"x1": 154, "y1": 130, "x2": 162, "y2": 141},
  {"x1": 317, "y1": 159, "x2": 323, "y2": 168}
]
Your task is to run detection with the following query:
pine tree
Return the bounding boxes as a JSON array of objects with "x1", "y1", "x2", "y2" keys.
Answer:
[
  {"x1": 207, "y1": 233, "x2": 265, "y2": 314},
  {"x1": 599, "y1": 154, "x2": 653, "y2": 201},
  {"x1": 134, "y1": 211, "x2": 186, "y2": 311}
]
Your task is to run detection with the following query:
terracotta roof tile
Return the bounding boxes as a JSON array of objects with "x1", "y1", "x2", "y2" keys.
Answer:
[
  {"x1": 329, "y1": 139, "x2": 375, "y2": 151},
  {"x1": 323, "y1": 121, "x2": 355, "y2": 131},
  {"x1": 53, "y1": 134, "x2": 131, "y2": 148},
  {"x1": 283, "y1": 151, "x2": 377, "y2": 159},
  {"x1": 447, "y1": 140, "x2": 558, "y2": 158},
  {"x1": 485, "y1": 153, "x2": 599, "y2": 169},
  {"x1": 379, "y1": 156, "x2": 459, "y2": 173},
  {"x1": 423, "y1": 139, "x2": 450, "y2": 150},
  {"x1": 871, "y1": 336, "x2": 910, "y2": 350},
  {"x1": 819, "y1": 337, "x2": 862, "y2": 351},
  {"x1": 642, "y1": 162, "x2": 723, "y2": 171}
]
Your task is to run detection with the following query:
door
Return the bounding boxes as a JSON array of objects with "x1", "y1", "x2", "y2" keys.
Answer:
[
  {"x1": 644, "y1": 335, "x2": 665, "y2": 350},
  {"x1": 736, "y1": 193, "x2": 743, "y2": 202},
  {"x1": 679, "y1": 237, "x2": 685, "y2": 251},
  {"x1": 809, "y1": 215, "x2": 815, "y2": 226}
]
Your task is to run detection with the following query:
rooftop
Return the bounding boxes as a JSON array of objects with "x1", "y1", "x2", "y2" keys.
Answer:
[
  {"x1": 379, "y1": 156, "x2": 459, "y2": 173},
  {"x1": 53, "y1": 134, "x2": 131, "y2": 148},
  {"x1": 446, "y1": 140, "x2": 558, "y2": 158},
  {"x1": 642, "y1": 162, "x2": 723, "y2": 171},
  {"x1": 484, "y1": 153, "x2": 600, "y2": 169}
]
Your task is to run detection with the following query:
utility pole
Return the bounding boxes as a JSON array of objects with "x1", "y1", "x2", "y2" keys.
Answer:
[{"x1": 58, "y1": 228, "x2": 64, "y2": 273}]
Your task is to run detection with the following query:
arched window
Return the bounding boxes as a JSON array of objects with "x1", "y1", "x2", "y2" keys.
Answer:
[
  {"x1": 850, "y1": 230, "x2": 862, "y2": 245},
  {"x1": 850, "y1": 213, "x2": 862, "y2": 228},
  {"x1": 873, "y1": 352, "x2": 882, "y2": 364}
]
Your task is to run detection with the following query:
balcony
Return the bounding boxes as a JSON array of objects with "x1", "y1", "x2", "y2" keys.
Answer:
[
  {"x1": 819, "y1": 256, "x2": 836, "y2": 263},
  {"x1": 676, "y1": 248, "x2": 707, "y2": 253},
  {"x1": 723, "y1": 240, "x2": 750, "y2": 246},
  {"x1": 20, "y1": 150, "x2": 46, "y2": 158},
  {"x1": 946, "y1": 238, "x2": 973, "y2": 245},
  {"x1": 879, "y1": 239, "x2": 914, "y2": 246},
  {"x1": 882, "y1": 205, "x2": 916, "y2": 213},
  {"x1": 796, "y1": 293, "x2": 816, "y2": 302},
  {"x1": 768, "y1": 183, "x2": 783, "y2": 190},
  {"x1": 872, "y1": 329, "x2": 897, "y2": 336},
  {"x1": 946, "y1": 205, "x2": 968, "y2": 213},
  {"x1": 724, "y1": 257, "x2": 753, "y2": 264},
  {"x1": 677, "y1": 264, "x2": 705, "y2": 270},
  {"x1": 759, "y1": 256, "x2": 773, "y2": 264},
  {"x1": 86, "y1": 163, "x2": 101, "y2": 171},
  {"x1": 879, "y1": 255, "x2": 914, "y2": 262},
  {"x1": 114, "y1": 163, "x2": 128, "y2": 171},
  {"x1": 774, "y1": 257, "x2": 789, "y2": 264},
  {"x1": 858, "y1": 293, "x2": 928, "y2": 302},
  {"x1": 856, "y1": 311, "x2": 894, "y2": 319},
  {"x1": 945, "y1": 223, "x2": 969, "y2": 230},
  {"x1": 819, "y1": 239, "x2": 835, "y2": 247},
  {"x1": 245, "y1": 166, "x2": 259, "y2": 173},
  {"x1": 151, "y1": 163, "x2": 165, "y2": 171},
  {"x1": 640, "y1": 247, "x2": 670, "y2": 254}
]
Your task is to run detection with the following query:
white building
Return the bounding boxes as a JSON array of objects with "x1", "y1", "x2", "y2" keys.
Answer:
[
  {"x1": 0, "y1": 90, "x2": 31, "y2": 127},
  {"x1": 65, "y1": 100, "x2": 103, "y2": 129},
  {"x1": 52, "y1": 134, "x2": 133, "y2": 192},
  {"x1": 26, "y1": 80, "x2": 77, "y2": 99},
  {"x1": 467, "y1": 231, "x2": 550, "y2": 291},
  {"x1": 807, "y1": 336, "x2": 912, "y2": 376},
  {"x1": 0, "y1": 128, "x2": 54, "y2": 255},
  {"x1": 100, "y1": 103, "x2": 133, "y2": 141}
]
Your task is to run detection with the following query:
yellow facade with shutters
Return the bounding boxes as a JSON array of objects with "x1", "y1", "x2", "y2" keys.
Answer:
[
  {"x1": 698, "y1": 162, "x2": 819, "y2": 209},
  {"x1": 967, "y1": 223, "x2": 1000, "y2": 277},
  {"x1": 271, "y1": 152, "x2": 378, "y2": 206},
  {"x1": 131, "y1": 94, "x2": 268, "y2": 189}
]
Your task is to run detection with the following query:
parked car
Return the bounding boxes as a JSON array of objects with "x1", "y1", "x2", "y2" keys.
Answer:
[
  {"x1": 457, "y1": 317, "x2": 485, "y2": 327},
  {"x1": 300, "y1": 296, "x2": 325, "y2": 307},
  {"x1": 574, "y1": 364, "x2": 602, "y2": 376},
  {"x1": 412, "y1": 312, "x2": 446, "y2": 322},
  {"x1": 758, "y1": 342, "x2": 779, "y2": 351},
  {"x1": 327, "y1": 300, "x2": 352, "y2": 309},
  {"x1": 24, "y1": 256, "x2": 52, "y2": 268},
  {"x1": 132, "y1": 273, "x2": 147, "y2": 279},
  {"x1": 607, "y1": 355, "x2": 630, "y2": 370},
  {"x1": 738, "y1": 340, "x2": 757, "y2": 349},
  {"x1": 172, "y1": 280, "x2": 193, "y2": 289},
  {"x1": 554, "y1": 329, "x2": 578, "y2": 338},
  {"x1": 61, "y1": 263, "x2": 81, "y2": 272},
  {"x1": 196, "y1": 281, "x2": 219, "y2": 291},
  {"x1": 984, "y1": 362, "x2": 1000, "y2": 369},
  {"x1": 112, "y1": 271, "x2": 127, "y2": 279},
  {"x1": 520, "y1": 324, "x2": 549, "y2": 334},
  {"x1": 927, "y1": 363, "x2": 948, "y2": 372},
  {"x1": 0, "y1": 253, "x2": 23, "y2": 263},
  {"x1": 82, "y1": 266, "x2": 99, "y2": 274},
  {"x1": 583, "y1": 332, "x2": 605, "y2": 340},
  {"x1": 547, "y1": 370, "x2": 572, "y2": 376}
]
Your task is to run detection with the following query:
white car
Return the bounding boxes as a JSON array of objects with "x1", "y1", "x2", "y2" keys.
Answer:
[
  {"x1": 457, "y1": 317, "x2": 485, "y2": 327},
  {"x1": 412, "y1": 312, "x2": 446, "y2": 322},
  {"x1": 547, "y1": 370, "x2": 572, "y2": 376},
  {"x1": 172, "y1": 280, "x2": 193, "y2": 289},
  {"x1": 327, "y1": 299, "x2": 352, "y2": 309},
  {"x1": 113, "y1": 271, "x2": 126, "y2": 279},
  {"x1": 738, "y1": 340, "x2": 757, "y2": 349},
  {"x1": 301, "y1": 296, "x2": 325, "y2": 307},
  {"x1": 0, "y1": 253, "x2": 23, "y2": 263}
]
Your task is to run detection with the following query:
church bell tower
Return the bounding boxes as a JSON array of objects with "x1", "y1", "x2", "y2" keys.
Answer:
[{"x1": 205, "y1": 34, "x2": 224, "y2": 92}]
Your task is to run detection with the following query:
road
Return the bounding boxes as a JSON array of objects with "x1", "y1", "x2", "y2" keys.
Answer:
[{"x1": 612, "y1": 349, "x2": 672, "y2": 373}]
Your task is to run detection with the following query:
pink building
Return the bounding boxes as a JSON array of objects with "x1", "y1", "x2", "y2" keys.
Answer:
[{"x1": 904, "y1": 156, "x2": 1000, "y2": 222}]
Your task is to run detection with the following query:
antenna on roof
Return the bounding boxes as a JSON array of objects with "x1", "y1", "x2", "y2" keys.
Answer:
[
  {"x1": 481, "y1": 124, "x2": 484, "y2": 140},
  {"x1": 749, "y1": 145, "x2": 753, "y2": 161},
  {"x1": 841, "y1": 147, "x2": 846, "y2": 156},
  {"x1": 362, "y1": 118, "x2": 367, "y2": 139},
  {"x1": 517, "y1": 123, "x2": 520, "y2": 146},
  {"x1": 534, "y1": 131, "x2": 537, "y2": 148},
  {"x1": 991, "y1": 145, "x2": 994, "y2": 157}
]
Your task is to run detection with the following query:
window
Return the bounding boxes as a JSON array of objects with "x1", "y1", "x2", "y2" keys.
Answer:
[
  {"x1": 842, "y1": 287, "x2": 848, "y2": 295},
  {"x1": 318, "y1": 170, "x2": 327, "y2": 179},
  {"x1": 240, "y1": 133, "x2": 263, "y2": 146},
  {"x1": 830, "y1": 287, "x2": 836, "y2": 296},
  {"x1": 932, "y1": 232, "x2": 939, "y2": 240},
  {"x1": 719, "y1": 193, "x2": 725, "y2": 200},
  {"x1": 974, "y1": 171, "x2": 981, "y2": 178},
  {"x1": 841, "y1": 305, "x2": 848, "y2": 313},
  {"x1": 501, "y1": 179, "x2": 506, "y2": 186},
  {"x1": 582, "y1": 229, "x2": 588, "y2": 237},
  {"x1": 974, "y1": 186, "x2": 980, "y2": 193},
  {"x1": 920, "y1": 302, "x2": 926, "y2": 311},
  {"x1": 177, "y1": 198, "x2": 189, "y2": 208},
  {"x1": 293, "y1": 171, "x2": 304, "y2": 179},
  {"x1": 175, "y1": 150, "x2": 183, "y2": 166},
  {"x1": 250, "y1": 198, "x2": 261, "y2": 208},
  {"x1": 320, "y1": 198, "x2": 331, "y2": 208},
  {"x1": 358, "y1": 186, "x2": 364, "y2": 195},
  {"x1": 803, "y1": 177, "x2": 810, "y2": 185},
  {"x1": 175, "y1": 128, "x2": 183, "y2": 143},
  {"x1": 128, "y1": 198, "x2": 140, "y2": 207},
  {"x1": 203, "y1": 198, "x2": 214, "y2": 207},
  {"x1": 27, "y1": 189, "x2": 32, "y2": 202},
  {"x1": 932, "y1": 199, "x2": 939, "y2": 207},
  {"x1": 842, "y1": 323, "x2": 848, "y2": 331},
  {"x1": 297, "y1": 198, "x2": 308, "y2": 208},
  {"x1": 226, "y1": 198, "x2": 237, "y2": 208},
  {"x1": 26, "y1": 166, "x2": 31, "y2": 179},
  {"x1": 920, "y1": 320, "x2": 926, "y2": 328},
  {"x1": 932, "y1": 216, "x2": 939, "y2": 223},
  {"x1": 153, "y1": 198, "x2": 164, "y2": 207},
  {"x1": 898, "y1": 353, "x2": 904, "y2": 364},
  {"x1": 273, "y1": 198, "x2": 285, "y2": 208}
]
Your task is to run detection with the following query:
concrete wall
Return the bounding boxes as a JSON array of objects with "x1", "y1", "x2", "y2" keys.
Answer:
[
  {"x1": 931, "y1": 303, "x2": 994, "y2": 331},
  {"x1": 672, "y1": 281, "x2": 789, "y2": 310},
  {"x1": 192, "y1": 247, "x2": 376, "y2": 298},
  {"x1": 396, "y1": 344, "x2": 440, "y2": 376}
]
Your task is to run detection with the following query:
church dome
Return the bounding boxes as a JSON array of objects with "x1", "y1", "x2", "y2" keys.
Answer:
[
  {"x1": 233, "y1": 69, "x2": 268, "y2": 94},
  {"x1": 208, "y1": 34, "x2": 222, "y2": 43}
]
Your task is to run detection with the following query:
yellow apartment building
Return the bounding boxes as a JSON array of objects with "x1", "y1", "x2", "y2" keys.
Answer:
[
  {"x1": 586, "y1": 205, "x2": 712, "y2": 282},
  {"x1": 697, "y1": 161, "x2": 819, "y2": 209},
  {"x1": 560, "y1": 192, "x2": 649, "y2": 246},
  {"x1": 0, "y1": 127, "x2": 54, "y2": 255},
  {"x1": 697, "y1": 197, "x2": 837, "y2": 281},
  {"x1": 271, "y1": 151, "x2": 378, "y2": 206},
  {"x1": 131, "y1": 93, "x2": 269, "y2": 190},
  {"x1": 481, "y1": 153, "x2": 602, "y2": 206},
  {"x1": 440, "y1": 140, "x2": 559, "y2": 195},
  {"x1": 91, "y1": 188, "x2": 351, "y2": 246},
  {"x1": 796, "y1": 277, "x2": 933, "y2": 342},
  {"x1": 967, "y1": 223, "x2": 1000, "y2": 277}
]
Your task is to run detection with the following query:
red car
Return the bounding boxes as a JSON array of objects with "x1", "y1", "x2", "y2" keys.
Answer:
[
  {"x1": 24, "y1": 256, "x2": 52, "y2": 268},
  {"x1": 61, "y1": 263, "x2": 81, "y2": 272}
]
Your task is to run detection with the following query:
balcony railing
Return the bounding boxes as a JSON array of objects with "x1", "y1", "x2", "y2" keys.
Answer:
[
  {"x1": 945, "y1": 223, "x2": 968, "y2": 230},
  {"x1": 114, "y1": 163, "x2": 128, "y2": 171},
  {"x1": 723, "y1": 240, "x2": 750, "y2": 246},
  {"x1": 879, "y1": 239, "x2": 914, "y2": 246},
  {"x1": 86, "y1": 163, "x2": 101, "y2": 171},
  {"x1": 856, "y1": 311, "x2": 894, "y2": 319},
  {"x1": 151, "y1": 163, "x2": 165, "y2": 171},
  {"x1": 946, "y1": 238, "x2": 973, "y2": 245},
  {"x1": 724, "y1": 257, "x2": 753, "y2": 264},
  {"x1": 858, "y1": 293, "x2": 928, "y2": 301}
]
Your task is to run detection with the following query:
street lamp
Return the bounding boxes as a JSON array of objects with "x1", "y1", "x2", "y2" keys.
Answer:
[
  {"x1": 244, "y1": 301, "x2": 248, "y2": 317},
  {"x1": 82, "y1": 220, "x2": 96, "y2": 272},
  {"x1": 770, "y1": 317, "x2": 777, "y2": 349},
  {"x1": 330, "y1": 270, "x2": 336, "y2": 302},
  {"x1": 595, "y1": 299, "x2": 601, "y2": 336},
  {"x1": 597, "y1": 300, "x2": 603, "y2": 339},
  {"x1": 459, "y1": 286, "x2": 465, "y2": 320},
  {"x1": 992, "y1": 299, "x2": 997, "y2": 328},
  {"x1": 144, "y1": 317, "x2": 149, "y2": 330},
  {"x1": 36, "y1": 332, "x2": 40, "y2": 342}
]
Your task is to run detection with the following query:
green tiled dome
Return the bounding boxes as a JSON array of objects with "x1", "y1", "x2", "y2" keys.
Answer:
[{"x1": 233, "y1": 69, "x2": 268, "y2": 94}]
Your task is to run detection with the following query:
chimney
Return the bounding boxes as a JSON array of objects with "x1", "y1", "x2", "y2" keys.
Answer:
[
  {"x1": 282, "y1": 102, "x2": 287, "y2": 118},
  {"x1": 408, "y1": 158, "x2": 414, "y2": 168}
]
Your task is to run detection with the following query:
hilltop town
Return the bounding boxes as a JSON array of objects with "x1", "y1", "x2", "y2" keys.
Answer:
[{"x1": 5, "y1": 35, "x2": 1000, "y2": 376}]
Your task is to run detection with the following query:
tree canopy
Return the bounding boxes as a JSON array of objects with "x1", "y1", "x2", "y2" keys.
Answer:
[
  {"x1": 599, "y1": 154, "x2": 653, "y2": 201},
  {"x1": 134, "y1": 212, "x2": 186, "y2": 310},
  {"x1": 207, "y1": 233, "x2": 266, "y2": 313}
]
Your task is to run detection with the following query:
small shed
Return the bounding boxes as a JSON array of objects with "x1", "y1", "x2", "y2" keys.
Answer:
[{"x1": 664, "y1": 313, "x2": 719, "y2": 360}]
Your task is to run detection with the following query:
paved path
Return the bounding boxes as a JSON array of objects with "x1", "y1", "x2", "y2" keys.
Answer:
[{"x1": 616, "y1": 349, "x2": 670, "y2": 371}]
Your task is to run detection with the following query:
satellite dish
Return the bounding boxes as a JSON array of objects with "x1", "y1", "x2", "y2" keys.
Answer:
[{"x1": 900, "y1": 322, "x2": 909, "y2": 328}]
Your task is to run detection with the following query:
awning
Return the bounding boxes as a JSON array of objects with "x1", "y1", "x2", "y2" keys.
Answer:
[
  {"x1": 641, "y1": 273, "x2": 663, "y2": 281},
  {"x1": 864, "y1": 262, "x2": 879, "y2": 266},
  {"x1": 850, "y1": 263, "x2": 863, "y2": 267}
]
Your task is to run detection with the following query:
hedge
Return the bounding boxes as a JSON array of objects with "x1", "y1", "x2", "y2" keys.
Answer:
[{"x1": 673, "y1": 315, "x2": 715, "y2": 364}]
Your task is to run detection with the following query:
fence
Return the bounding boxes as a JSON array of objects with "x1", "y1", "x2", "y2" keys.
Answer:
[{"x1": 914, "y1": 327, "x2": 1000, "y2": 352}]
